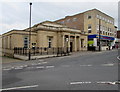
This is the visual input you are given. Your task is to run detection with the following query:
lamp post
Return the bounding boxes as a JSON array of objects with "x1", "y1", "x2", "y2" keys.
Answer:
[
  {"x1": 28, "y1": 2, "x2": 32, "y2": 60},
  {"x1": 98, "y1": 19, "x2": 101, "y2": 51}
]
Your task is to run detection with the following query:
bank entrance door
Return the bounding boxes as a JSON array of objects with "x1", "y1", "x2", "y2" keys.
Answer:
[{"x1": 70, "y1": 42, "x2": 73, "y2": 52}]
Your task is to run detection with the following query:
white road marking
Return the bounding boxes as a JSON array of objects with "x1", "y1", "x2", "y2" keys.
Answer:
[
  {"x1": 65, "y1": 56, "x2": 71, "y2": 58},
  {"x1": 80, "y1": 65, "x2": 92, "y2": 67},
  {"x1": 3, "y1": 65, "x2": 28, "y2": 71},
  {"x1": 97, "y1": 81, "x2": 109, "y2": 84},
  {"x1": 31, "y1": 63, "x2": 38, "y2": 66},
  {"x1": 23, "y1": 65, "x2": 28, "y2": 67},
  {"x1": 1, "y1": 85, "x2": 38, "y2": 91},
  {"x1": 41, "y1": 62, "x2": 47, "y2": 64},
  {"x1": 38, "y1": 63, "x2": 41, "y2": 65},
  {"x1": 101, "y1": 63, "x2": 114, "y2": 66},
  {"x1": 39, "y1": 60, "x2": 44, "y2": 62},
  {"x1": 97, "y1": 81, "x2": 116, "y2": 85},
  {"x1": 3, "y1": 68, "x2": 12, "y2": 71},
  {"x1": 27, "y1": 67, "x2": 34, "y2": 69},
  {"x1": 46, "y1": 66, "x2": 54, "y2": 68},
  {"x1": 19, "y1": 66, "x2": 24, "y2": 68},
  {"x1": 70, "y1": 81, "x2": 119, "y2": 85},
  {"x1": 11, "y1": 67, "x2": 14, "y2": 69},
  {"x1": 58, "y1": 57, "x2": 65, "y2": 59},
  {"x1": 2, "y1": 67, "x2": 7, "y2": 69},
  {"x1": 95, "y1": 52, "x2": 103, "y2": 53},
  {"x1": 61, "y1": 65, "x2": 70, "y2": 67},
  {"x1": 70, "y1": 81, "x2": 92, "y2": 85},
  {"x1": 36, "y1": 66, "x2": 44, "y2": 69},
  {"x1": 2, "y1": 66, "x2": 12, "y2": 69},
  {"x1": 117, "y1": 56, "x2": 120, "y2": 60},
  {"x1": 14, "y1": 67, "x2": 23, "y2": 70}
]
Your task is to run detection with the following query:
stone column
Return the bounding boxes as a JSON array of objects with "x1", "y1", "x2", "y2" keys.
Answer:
[
  {"x1": 57, "y1": 32, "x2": 63, "y2": 48},
  {"x1": 77, "y1": 36, "x2": 80, "y2": 51},
  {"x1": 68, "y1": 35, "x2": 70, "y2": 48},
  {"x1": 67, "y1": 35, "x2": 70, "y2": 52},
  {"x1": 74, "y1": 36, "x2": 77, "y2": 52},
  {"x1": 62, "y1": 34, "x2": 65, "y2": 48},
  {"x1": 79, "y1": 37, "x2": 81, "y2": 51}
]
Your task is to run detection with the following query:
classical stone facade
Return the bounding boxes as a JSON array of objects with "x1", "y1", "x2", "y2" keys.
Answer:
[{"x1": 2, "y1": 21, "x2": 88, "y2": 57}]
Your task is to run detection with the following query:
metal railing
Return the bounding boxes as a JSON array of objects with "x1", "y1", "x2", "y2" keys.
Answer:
[{"x1": 14, "y1": 47, "x2": 70, "y2": 56}]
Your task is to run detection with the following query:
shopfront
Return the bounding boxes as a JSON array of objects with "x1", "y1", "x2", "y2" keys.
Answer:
[{"x1": 88, "y1": 34, "x2": 115, "y2": 51}]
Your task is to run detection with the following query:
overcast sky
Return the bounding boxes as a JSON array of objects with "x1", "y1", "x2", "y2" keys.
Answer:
[{"x1": 0, "y1": 0, "x2": 119, "y2": 34}]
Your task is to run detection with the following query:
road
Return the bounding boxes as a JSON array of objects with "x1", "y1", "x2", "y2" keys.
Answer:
[{"x1": 2, "y1": 50, "x2": 119, "y2": 91}]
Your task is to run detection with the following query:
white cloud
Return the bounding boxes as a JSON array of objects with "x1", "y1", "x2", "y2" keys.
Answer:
[
  {"x1": 0, "y1": 0, "x2": 119, "y2": 2},
  {"x1": 0, "y1": 1, "x2": 119, "y2": 34},
  {"x1": 0, "y1": 23, "x2": 27, "y2": 34}
]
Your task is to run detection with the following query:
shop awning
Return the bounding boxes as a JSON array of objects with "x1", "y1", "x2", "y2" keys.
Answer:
[{"x1": 88, "y1": 34, "x2": 115, "y2": 40}]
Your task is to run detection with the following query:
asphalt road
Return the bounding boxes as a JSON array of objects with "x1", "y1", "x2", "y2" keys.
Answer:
[{"x1": 2, "y1": 50, "x2": 119, "y2": 90}]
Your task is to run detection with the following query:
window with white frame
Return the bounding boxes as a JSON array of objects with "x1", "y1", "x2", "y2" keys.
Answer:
[
  {"x1": 73, "y1": 17, "x2": 77, "y2": 21},
  {"x1": 112, "y1": 21, "x2": 114, "y2": 24},
  {"x1": 108, "y1": 28, "x2": 110, "y2": 31},
  {"x1": 108, "y1": 27, "x2": 109, "y2": 31},
  {"x1": 24, "y1": 36, "x2": 28, "y2": 48},
  {"x1": 48, "y1": 37, "x2": 53, "y2": 48},
  {"x1": 103, "y1": 17, "x2": 105, "y2": 21},
  {"x1": 110, "y1": 20, "x2": 112, "y2": 24},
  {"x1": 106, "y1": 32, "x2": 107, "y2": 35},
  {"x1": 101, "y1": 17, "x2": 104, "y2": 20},
  {"x1": 105, "y1": 18, "x2": 107, "y2": 22},
  {"x1": 61, "y1": 21, "x2": 64, "y2": 24},
  {"x1": 81, "y1": 39, "x2": 84, "y2": 48},
  {"x1": 96, "y1": 15, "x2": 99, "y2": 18},
  {"x1": 73, "y1": 26, "x2": 77, "y2": 29},
  {"x1": 96, "y1": 24, "x2": 99, "y2": 31},
  {"x1": 88, "y1": 15, "x2": 92, "y2": 19},
  {"x1": 103, "y1": 31, "x2": 105, "y2": 35},
  {"x1": 103, "y1": 26, "x2": 105, "y2": 31},
  {"x1": 110, "y1": 28, "x2": 111, "y2": 32},
  {"x1": 66, "y1": 19, "x2": 70, "y2": 22},
  {"x1": 6, "y1": 37, "x2": 8, "y2": 49},
  {"x1": 100, "y1": 25, "x2": 102, "y2": 31},
  {"x1": 111, "y1": 21, "x2": 113, "y2": 24},
  {"x1": 88, "y1": 24, "x2": 92, "y2": 33},
  {"x1": 105, "y1": 26, "x2": 107, "y2": 31}
]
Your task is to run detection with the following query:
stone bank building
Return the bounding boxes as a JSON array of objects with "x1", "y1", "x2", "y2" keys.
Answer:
[{"x1": 1, "y1": 21, "x2": 88, "y2": 59}]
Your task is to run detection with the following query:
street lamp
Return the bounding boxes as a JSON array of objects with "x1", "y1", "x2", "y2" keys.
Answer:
[
  {"x1": 98, "y1": 19, "x2": 101, "y2": 51},
  {"x1": 28, "y1": 2, "x2": 32, "y2": 60}
]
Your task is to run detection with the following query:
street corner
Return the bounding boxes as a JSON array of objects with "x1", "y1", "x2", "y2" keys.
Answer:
[{"x1": 2, "y1": 56, "x2": 22, "y2": 64}]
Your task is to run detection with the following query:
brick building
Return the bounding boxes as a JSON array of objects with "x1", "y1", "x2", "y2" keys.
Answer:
[{"x1": 55, "y1": 9, "x2": 116, "y2": 50}]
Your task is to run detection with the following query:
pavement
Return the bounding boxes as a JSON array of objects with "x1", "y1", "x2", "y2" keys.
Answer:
[
  {"x1": 2, "y1": 56, "x2": 21, "y2": 64},
  {"x1": 2, "y1": 51, "x2": 96, "y2": 69},
  {"x1": 2, "y1": 49, "x2": 119, "y2": 71},
  {"x1": 2, "y1": 49, "x2": 119, "y2": 90}
]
